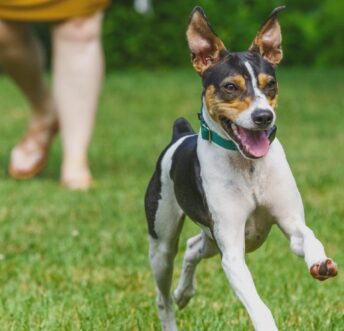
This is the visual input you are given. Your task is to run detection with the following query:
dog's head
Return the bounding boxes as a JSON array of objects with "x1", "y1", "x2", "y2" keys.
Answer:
[{"x1": 187, "y1": 6, "x2": 285, "y2": 159}]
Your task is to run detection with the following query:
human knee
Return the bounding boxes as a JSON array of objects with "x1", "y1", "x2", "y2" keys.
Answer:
[{"x1": 54, "y1": 12, "x2": 102, "y2": 43}]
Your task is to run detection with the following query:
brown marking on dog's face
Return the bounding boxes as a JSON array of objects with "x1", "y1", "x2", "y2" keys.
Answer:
[
  {"x1": 258, "y1": 73, "x2": 271, "y2": 89},
  {"x1": 224, "y1": 74, "x2": 247, "y2": 91},
  {"x1": 204, "y1": 83, "x2": 253, "y2": 123},
  {"x1": 187, "y1": 6, "x2": 282, "y2": 126},
  {"x1": 258, "y1": 73, "x2": 278, "y2": 108},
  {"x1": 267, "y1": 95, "x2": 278, "y2": 109}
]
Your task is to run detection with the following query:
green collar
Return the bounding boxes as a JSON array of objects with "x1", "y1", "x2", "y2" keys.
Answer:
[
  {"x1": 198, "y1": 113, "x2": 277, "y2": 151},
  {"x1": 199, "y1": 113, "x2": 238, "y2": 151}
]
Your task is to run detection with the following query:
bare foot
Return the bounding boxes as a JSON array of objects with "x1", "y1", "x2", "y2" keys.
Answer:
[
  {"x1": 310, "y1": 259, "x2": 338, "y2": 281},
  {"x1": 60, "y1": 162, "x2": 93, "y2": 191},
  {"x1": 9, "y1": 109, "x2": 58, "y2": 179}
]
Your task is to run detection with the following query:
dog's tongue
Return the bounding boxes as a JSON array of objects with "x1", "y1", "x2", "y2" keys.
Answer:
[{"x1": 237, "y1": 127, "x2": 269, "y2": 158}]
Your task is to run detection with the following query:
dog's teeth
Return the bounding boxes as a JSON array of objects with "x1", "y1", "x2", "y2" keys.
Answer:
[{"x1": 231, "y1": 123, "x2": 238, "y2": 136}]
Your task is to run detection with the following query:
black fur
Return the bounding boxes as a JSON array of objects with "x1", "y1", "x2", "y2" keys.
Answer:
[
  {"x1": 172, "y1": 117, "x2": 195, "y2": 140},
  {"x1": 170, "y1": 135, "x2": 212, "y2": 229},
  {"x1": 145, "y1": 167, "x2": 162, "y2": 239},
  {"x1": 202, "y1": 51, "x2": 276, "y2": 96},
  {"x1": 144, "y1": 118, "x2": 195, "y2": 238}
]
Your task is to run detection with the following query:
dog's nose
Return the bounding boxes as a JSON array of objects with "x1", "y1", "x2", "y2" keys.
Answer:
[{"x1": 251, "y1": 109, "x2": 273, "y2": 128}]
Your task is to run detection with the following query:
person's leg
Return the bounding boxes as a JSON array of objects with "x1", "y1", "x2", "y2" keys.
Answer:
[
  {"x1": 0, "y1": 20, "x2": 57, "y2": 178},
  {"x1": 52, "y1": 11, "x2": 104, "y2": 190}
]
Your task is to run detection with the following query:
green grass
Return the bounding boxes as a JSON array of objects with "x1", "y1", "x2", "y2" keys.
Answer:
[{"x1": 0, "y1": 68, "x2": 343, "y2": 330}]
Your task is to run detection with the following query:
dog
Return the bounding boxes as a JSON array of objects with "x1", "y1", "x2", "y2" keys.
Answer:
[{"x1": 144, "y1": 6, "x2": 337, "y2": 331}]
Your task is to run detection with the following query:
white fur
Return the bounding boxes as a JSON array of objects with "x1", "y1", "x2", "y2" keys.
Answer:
[
  {"x1": 149, "y1": 135, "x2": 194, "y2": 331},
  {"x1": 233, "y1": 62, "x2": 276, "y2": 129},
  {"x1": 149, "y1": 111, "x2": 334, "y2": 331},
  {"x1": 196, "y1": 132, "x2": 329, "y2": 331},
  {"x1": 174, "y1": 232, "x2": 218, "y2": 309}
]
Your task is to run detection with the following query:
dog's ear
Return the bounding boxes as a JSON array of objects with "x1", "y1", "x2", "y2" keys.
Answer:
[
  {"x1": 249, "y1": 6, "x2": 285, "y2": 66},
  {"x1": 186, "y1": 6, "x2": 227, "y2": 74}
]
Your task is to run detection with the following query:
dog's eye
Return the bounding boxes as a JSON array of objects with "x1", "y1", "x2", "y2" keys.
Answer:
[
  {"x1": 266, "y1": 79, "x2": 276, "y2": 89},
  {"x1": 223, "y1": 83, "x2": 239, "y2": 92}
]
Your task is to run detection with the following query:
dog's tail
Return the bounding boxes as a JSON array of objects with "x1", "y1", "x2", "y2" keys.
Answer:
[{"x1": 172, "y1": 117, "x2": 195, "y2": 142}]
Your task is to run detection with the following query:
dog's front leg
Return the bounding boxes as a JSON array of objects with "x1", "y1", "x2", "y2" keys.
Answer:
[
  {"x1": 213, "y1": 207, "x2": 278, "y2": 331},
  {"x1": 272, "y1": 205, "x2": 337, "y2": 280},
  {"x1": 267, "y1": 154, "x2": 338, "y2": 280}
]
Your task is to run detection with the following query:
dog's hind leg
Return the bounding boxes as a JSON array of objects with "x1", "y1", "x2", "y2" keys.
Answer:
[
  {"x1": 174, "y1": 232, "x2": 218, "y2": 309},
  {"x1": 149, "y1": 194, "x2": 184, "y2": 331},
  {"x1": 146, "y1": 135, "x2": 193, "y2": 330}
]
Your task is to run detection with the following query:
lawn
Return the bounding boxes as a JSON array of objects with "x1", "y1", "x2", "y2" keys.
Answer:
[{"x1": 0, "y1": 68, "x2": 343, "y2": 331}]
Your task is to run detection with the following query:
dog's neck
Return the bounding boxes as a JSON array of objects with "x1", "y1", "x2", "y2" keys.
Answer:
[
  {"x1": 201, "y1": 98, "x2": 230, "y2": 140},
  {"x1": 200, "y1": 98, "x2": 243, "y2": 157}
]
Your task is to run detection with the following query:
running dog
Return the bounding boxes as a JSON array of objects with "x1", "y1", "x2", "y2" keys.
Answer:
[{"x1": 144, "y1": 6, "x2": 337, "y2": 331}]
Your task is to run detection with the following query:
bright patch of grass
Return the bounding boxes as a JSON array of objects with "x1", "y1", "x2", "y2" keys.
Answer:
[{"x1": 0, "y1": 68, "x2": 343, "y2": 330}]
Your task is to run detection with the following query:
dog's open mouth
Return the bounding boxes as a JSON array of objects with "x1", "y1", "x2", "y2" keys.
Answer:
[{"x1": 220, "y1": 116, "x2": 270, "y2": 158}]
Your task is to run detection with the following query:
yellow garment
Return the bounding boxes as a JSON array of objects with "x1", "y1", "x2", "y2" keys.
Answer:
[{"x1": 0, "y1": 0, "x2": 110, "y2": 21}]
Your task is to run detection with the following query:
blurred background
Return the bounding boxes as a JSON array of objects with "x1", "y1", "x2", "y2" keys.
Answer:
[{"x1": 35, "y1": 0, "x2": 344, "y2": 69}]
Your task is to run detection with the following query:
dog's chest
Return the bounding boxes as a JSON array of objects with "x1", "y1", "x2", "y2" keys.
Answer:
[
  {"x1": 198, "y1": 148, "x2": 274, "y2": 249},
  {"x1": 199, "y1": 144, "x2": 269, "y2": 207},
  {"x1": 169, "y1": 135, "x2": 276, "y2": 245}
]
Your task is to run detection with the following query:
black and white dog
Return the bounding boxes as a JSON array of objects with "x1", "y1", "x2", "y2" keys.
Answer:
[{"x1": 144, "y1": 6, "x2": 337, "y2": 331}]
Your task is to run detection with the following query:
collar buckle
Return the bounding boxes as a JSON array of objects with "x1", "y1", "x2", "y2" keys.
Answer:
[
  {"x1": 199, "y1": 112, "x2": 212, "y2": 142},
  {"x1": 201, "y1": 122, "x2": 212, "y2": 142}
]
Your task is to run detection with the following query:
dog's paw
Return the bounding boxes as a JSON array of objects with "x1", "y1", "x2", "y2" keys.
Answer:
[
  {"x1": 173, "y1": 286, "x2": 195, "y2": 310},
  {"x1": 310, "y1": 259, "x2": 338, "y2": 281}
]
